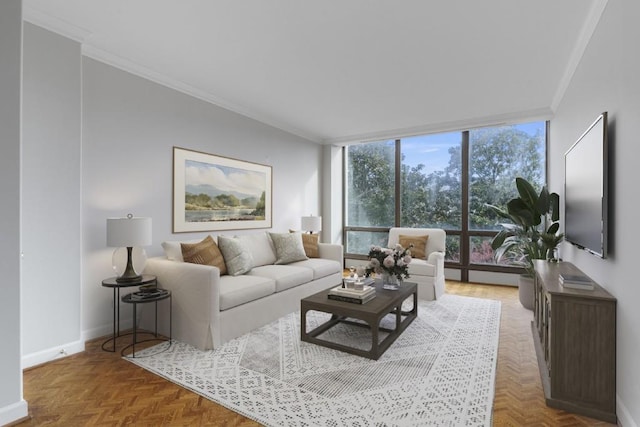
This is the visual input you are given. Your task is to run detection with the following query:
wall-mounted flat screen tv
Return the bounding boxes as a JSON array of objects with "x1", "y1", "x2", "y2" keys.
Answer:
[{"x1": 564, "y1": 112, "x2": 608, "y2": 258}]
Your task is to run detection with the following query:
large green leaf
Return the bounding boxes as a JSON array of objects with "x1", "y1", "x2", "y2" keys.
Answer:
[
  {"x1": 490, "y1": 230, "x2": 508, "y2": 250},
  {"x1": 536, "y1": 187, "x2": 549, "y2": 216},
  {"x1": 486, "y1": 204, "x2": 510, "y2": 220},
  {"x1": 507, "y1": 198, "x2": 539, "y2": 227},
  {"x1": 515, "y1": 177, "x2": 538, "y2": 210},
  {"x1": 550, "y1": 192, "x2": 560, "y2": 222}
]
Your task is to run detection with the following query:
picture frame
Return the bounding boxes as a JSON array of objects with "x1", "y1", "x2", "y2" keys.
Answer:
[{"x1": 173, "y1": 147, "x2": 272, "y2": 233}]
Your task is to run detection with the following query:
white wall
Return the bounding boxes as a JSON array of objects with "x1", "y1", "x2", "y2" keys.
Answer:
[
  {"x1": 0, "y1": 0, "x2": 29, "y2": 424},
  {"x1": 550, "y1": 0, "x2": 640, "y2": 425},
  {"x1": 21, "y1": 23, "x2": 83, "y2": 366},
  {"x1": 81, "y1": 57, "x2": 324, "y2": 340},
  {"x1": 323, "y1": 144, "x2": 343, "y2": 247}
]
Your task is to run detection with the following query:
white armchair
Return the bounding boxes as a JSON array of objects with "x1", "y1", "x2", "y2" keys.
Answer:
[{"x1": 388, "y1": 227, "x2": 446, "y2": 300}]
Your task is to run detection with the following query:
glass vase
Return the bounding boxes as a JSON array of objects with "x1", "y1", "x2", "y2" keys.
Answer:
[{"x1": 382, "y1": 272, "x2": 400, "y2": 290}]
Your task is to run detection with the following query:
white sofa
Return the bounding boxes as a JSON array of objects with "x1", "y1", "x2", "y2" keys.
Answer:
[
  {"x1": 387, "y1": 227, "x2": 446, "y2": 300},
  {"x1": 140, "y1": 232, "x2": 343, "y2": 350}
]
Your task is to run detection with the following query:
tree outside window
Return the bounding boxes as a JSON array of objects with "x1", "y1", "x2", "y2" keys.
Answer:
[{"x1": 345, "y1": 121, "x2": 546, "y2": 272}]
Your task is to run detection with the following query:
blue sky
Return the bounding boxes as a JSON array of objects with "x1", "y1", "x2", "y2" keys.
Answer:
[{"x1": 400, "y1": 121, "x2": 545, "y2": 173}]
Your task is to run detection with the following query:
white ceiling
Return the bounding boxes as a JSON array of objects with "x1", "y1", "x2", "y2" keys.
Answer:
[{"x1": 23, "y1": 0, "x2": 607, "y2": 144}]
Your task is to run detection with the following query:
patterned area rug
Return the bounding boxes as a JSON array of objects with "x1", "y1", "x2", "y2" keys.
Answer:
[{"x1": 127, "y1": 294, "x2": 501, "y2": 426}]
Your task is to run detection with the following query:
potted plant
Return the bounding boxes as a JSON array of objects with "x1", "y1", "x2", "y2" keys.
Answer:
[{"x1": 487, "y1": 177, "x2": 564, "y2": 309}]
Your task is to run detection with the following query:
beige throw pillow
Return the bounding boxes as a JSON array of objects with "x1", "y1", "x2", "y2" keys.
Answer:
[
  {"x1": 289, "y1": 230, "x2": 320, "y2": 258},
  {"x1": 398, "y1": 234, "x2": 429, "y2": 260},
  {"x1": 181, "y1": 235, "x2": 227, "y2": 275}
]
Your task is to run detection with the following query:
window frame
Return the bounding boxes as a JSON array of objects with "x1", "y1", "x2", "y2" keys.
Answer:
[{"x1": 342, "y1": 122, "x2": 549, "y2": 281}]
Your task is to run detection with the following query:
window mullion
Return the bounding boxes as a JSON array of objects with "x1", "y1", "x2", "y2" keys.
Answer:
[
  {"x1": 461, "y1": 131, "x2": 470, "y2": 282},
  {"x1": 395, "y1": 139, "x2": 401, "y2": 226}
]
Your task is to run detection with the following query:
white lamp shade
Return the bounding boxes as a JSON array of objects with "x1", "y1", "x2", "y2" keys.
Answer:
[
  {"x1": 106, "y1": 216, "x2": 152, "y2": 247},
  {"x1": 301, "y1": 216, "x2": 322, "y2": 233}
]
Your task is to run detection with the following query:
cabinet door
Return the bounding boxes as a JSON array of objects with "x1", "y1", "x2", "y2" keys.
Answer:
[
  {"x1": 543, "y1": 294, "x2": 551, "y2": 372},
  {"x1": 550, "y1": 296, "x2": 616, "y2": 413}
]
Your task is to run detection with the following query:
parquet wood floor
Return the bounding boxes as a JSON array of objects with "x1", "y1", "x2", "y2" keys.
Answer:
[{"x1": 14, "y1": 281, "x2": 617, "y2": 426}]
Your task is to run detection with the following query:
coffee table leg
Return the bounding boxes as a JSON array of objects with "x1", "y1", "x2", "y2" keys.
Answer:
[
  {"x1": 370, "y1": 319, "x2": 379, "y2": 358},
  {"x1": 300, "y1": 306, "x2": 307, "y2": 341}
]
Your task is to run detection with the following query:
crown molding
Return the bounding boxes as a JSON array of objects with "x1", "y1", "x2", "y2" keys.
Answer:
[
  {"x1": 323, "y1": 107, "x2": 554, "y2": 146},
  {"x1": 551, "y1": 0, "x2": 609, "y2": 111},
  {"x1": 22, "y1": 5, "x2": 91, "y2": 43},
  {"x1": 21, "y1": 6, "x2": 322, "y2": 144},
  {"x1": 81, "y1": 44, "x2": 323, "y2": 144}
]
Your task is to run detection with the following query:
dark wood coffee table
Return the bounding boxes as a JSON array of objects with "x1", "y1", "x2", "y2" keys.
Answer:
[{"x1": 300, "y1": 281, "x2": 417, "y2": 360}]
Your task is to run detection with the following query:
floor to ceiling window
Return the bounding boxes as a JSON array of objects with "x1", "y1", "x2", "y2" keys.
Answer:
[{"x1": 344, "y1": 121, "x2": 547, "y2": 281}]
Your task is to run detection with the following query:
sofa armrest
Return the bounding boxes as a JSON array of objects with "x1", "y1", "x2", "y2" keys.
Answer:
[
  {"x1": 318, "y1": 243, "x2": 344, "y2": 265},
  {"x1": 145, "y1": 257, "x2": 221, "y2": 314},
  {"x1": 144, "y1": 257, "x2": 221, "y2": 346}
]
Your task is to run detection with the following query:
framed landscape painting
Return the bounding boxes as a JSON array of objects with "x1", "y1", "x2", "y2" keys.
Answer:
[{"x1": 173, "y1": 147, "x2": 272, "y2": 232}]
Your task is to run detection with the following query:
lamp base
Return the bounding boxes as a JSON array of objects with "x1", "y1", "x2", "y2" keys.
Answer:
[
  {"x1": 112, "y1": 246, "x2": 147, "y2": 282},
  {"x1": 115, "y1": 246, "x2": 144, "y2": 283},
  {"x1": 116, "y1": 273, "x2": 143, "y2": 283}
]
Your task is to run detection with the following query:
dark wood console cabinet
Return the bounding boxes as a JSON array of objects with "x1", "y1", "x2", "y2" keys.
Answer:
[{"x1": 532, "y1": 260, "x2": 616, "y2": 423}]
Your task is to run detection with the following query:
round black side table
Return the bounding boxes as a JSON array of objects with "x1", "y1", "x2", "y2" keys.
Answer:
[
  {"x1": 101, "y1": 275, "x2": 157, "y2": 352},
  {"x1": 121, "y1": 290, "x2": 172, "y2": 358}
]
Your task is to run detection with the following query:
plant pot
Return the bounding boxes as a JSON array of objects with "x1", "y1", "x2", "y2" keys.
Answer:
[{"x1": 518, "y1": 274, "x2": 534, "y2": 310}]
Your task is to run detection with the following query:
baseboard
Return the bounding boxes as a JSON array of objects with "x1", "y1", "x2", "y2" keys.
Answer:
[
  {"x1": 0, "y1": 399, "x2": 28, "y2": 426},
  {"x1": 21, "y1": 318, "x2": 136, "y2": 369},
  {"x1": 21, "y1": 339, "x2": 85, "y2": 369},
  {"x1": 81, "y1": 318, "x2": 135, "y2": 344},
  {"x1": 617, "y1": 395, "x2": 638, "y2": 427}
]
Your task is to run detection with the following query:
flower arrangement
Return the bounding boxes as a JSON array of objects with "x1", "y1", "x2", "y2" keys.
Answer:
[{"x1": 365, "y1": 244, "x2": 413, "y2": 280}]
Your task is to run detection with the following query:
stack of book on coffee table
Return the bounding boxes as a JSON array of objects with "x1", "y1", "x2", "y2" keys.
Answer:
[{"x1": 328, "y1": 285, "x2": 376, "y2": 304}]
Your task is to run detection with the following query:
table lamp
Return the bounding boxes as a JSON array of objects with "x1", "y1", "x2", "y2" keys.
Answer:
[
  {"x1": 107, "y1": 214, "x2": 152, "y2": 283},
  {"x1": 301, "y1": 215, "x2": 322, "y2": 234}
]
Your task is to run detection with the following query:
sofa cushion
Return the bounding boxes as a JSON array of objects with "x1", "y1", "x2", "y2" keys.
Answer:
[
  {"x1": 408, "y1": 258, "x2": 435, "y2": 276},
  {"x1": 399, "y1": 234, "x2": 429, "y2": 260},
  {"x1": 181, "y1": 235, "x2": 227, "y2": 275},
  {"x1": 289, "y1": 258, "x2": 341, "y2": 280},
  {"x1": 219, "y1": 275, "x2": 276, "y2": 311},
  {"x1": 269, "y1": 232, "x2": 308, "y2": 264},
  {"x1": 248, "y1": 265, "x2": 314, "y2": 292},
  {"x1": 218, "y1": 236, "x2": 253, "y2": 276},
  {"x1": 238, "y1": 232, "x2": 277, "y2": 268}
]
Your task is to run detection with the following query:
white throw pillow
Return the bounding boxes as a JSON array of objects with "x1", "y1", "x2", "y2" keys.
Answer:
[
  {"x1": 218, "y1": 235, "x2": 254, "y2": 276},
  {"x1": 162, "y1": 238, "x2": 203, "y2": 261},
  {"x1": 269, "y1": 232, "x2": 308, "y2": 265},
  {"x1": 238, "y1": 232, "x2": 277, "y2": 267}
]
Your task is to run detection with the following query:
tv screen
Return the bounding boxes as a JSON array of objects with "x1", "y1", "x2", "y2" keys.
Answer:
[{"x1": 564, "y1": 112, "x2": 608, "y2": 258}]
